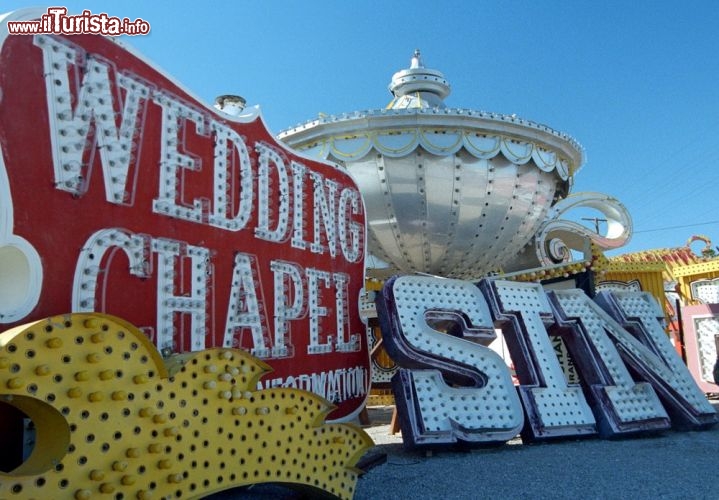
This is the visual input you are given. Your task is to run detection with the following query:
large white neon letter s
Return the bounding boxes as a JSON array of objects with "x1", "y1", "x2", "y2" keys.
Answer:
[{"x1": 376, "y1": 275, "x2": 523, "y2": 448}]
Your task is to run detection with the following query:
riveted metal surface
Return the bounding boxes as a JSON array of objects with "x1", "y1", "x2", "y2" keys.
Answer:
[
  {"x1": 0, "y1": 313, "x2": 372, "y2": 499},
  {"x1": 280, "y1": 52, "x2": 632, "y2": 279}
]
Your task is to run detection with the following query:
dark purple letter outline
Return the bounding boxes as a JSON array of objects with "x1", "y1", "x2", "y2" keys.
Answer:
[
  {"x1": 548, "y1": 289, "x2": 671, "y2": 437},
  {"x1": 376, "y1": 275, "x2": 523, "y2": 448},
  {"x1": 481, "y1": 279, "x2": 597, "y2": 441},
  {"x1": 594, "y1": 290, "x2": 718, "y2": 429}
]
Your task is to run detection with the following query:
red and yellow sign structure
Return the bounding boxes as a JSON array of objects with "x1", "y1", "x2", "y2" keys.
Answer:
[{"x1": 0, "y1": 7, "x2": 371, "y2": 499}]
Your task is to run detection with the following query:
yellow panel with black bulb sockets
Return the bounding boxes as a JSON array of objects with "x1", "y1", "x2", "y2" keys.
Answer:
[{"x1": 0, "y1": 313, "x2": 373, "y2": 499}]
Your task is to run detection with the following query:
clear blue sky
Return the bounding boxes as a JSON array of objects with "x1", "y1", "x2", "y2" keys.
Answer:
[{"x1": 4, "y1": 1, "x2": 719, "y2": 256}]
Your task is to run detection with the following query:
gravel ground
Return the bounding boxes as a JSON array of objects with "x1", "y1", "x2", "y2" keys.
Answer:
[
  {"x1": 211, "y1": 402, "x2": 719, "y2": 499},
  {"x1": 356, "y1": 403, "x2": 719, "y2": 500}
]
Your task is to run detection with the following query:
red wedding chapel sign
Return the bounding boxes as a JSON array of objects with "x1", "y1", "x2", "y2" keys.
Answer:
[{"x1": 0, "y1": 8, "x2": 368, "y2": 420}]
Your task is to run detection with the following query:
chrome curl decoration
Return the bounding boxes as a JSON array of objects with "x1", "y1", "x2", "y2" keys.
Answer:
[
  {"x1": 546, "y1": 237, "x2": 572, "y2": 264},
  {"x1": 534, "y1": 192, "x2": 632, "y2": 266}
]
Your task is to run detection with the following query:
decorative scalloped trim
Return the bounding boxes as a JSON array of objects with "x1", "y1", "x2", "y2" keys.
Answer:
[
  {"x1": 280, "y1": 107, "x2": 584, "y2": 170},
  {"x1": 299, "y1": 129, "x2": 575, "y2": 181}
]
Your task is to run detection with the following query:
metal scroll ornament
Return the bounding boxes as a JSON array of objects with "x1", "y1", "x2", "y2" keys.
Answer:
[{"x1": 508, "y1": 191, "x2": 633, "y2": 270}]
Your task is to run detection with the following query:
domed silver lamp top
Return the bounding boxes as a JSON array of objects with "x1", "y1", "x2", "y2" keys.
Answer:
[
  {"x1": 387, "y1": 49, "x2": 450, "y2": 109},
  {"x1": 279, "y1": 51, "x2": 631, "y2": 280}
]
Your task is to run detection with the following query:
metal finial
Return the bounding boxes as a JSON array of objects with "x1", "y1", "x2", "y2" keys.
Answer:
[{"x1": 411, "y1": 49, "x2": 422, "y2": 69}]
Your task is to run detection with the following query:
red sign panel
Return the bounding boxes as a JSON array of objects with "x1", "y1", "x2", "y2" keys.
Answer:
[{"x1": 0, "y1": 9, "x2": 368, "y2": 420}]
